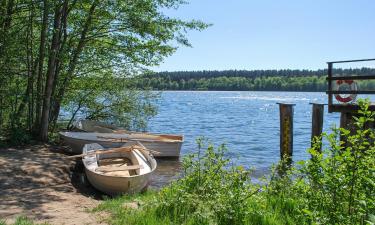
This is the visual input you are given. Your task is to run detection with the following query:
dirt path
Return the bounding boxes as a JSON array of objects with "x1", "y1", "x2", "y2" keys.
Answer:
[{"x1": 0, "y1": 144, "x2": 107, "y2": 225}]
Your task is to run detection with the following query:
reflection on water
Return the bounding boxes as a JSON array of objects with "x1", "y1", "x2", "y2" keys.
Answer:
[{"x1": 150, "y1": 159, "x2": 182, "y2": 189}]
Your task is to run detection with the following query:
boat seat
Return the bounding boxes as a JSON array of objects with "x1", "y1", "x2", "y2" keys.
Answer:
[{"x1": 96, "y1": 165, "x2": 144, "y2": 173}]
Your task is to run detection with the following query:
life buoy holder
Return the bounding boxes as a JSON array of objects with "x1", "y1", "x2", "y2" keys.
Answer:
[{"x1": 334, "y1": 80, "x2": 358, "y2": 103}]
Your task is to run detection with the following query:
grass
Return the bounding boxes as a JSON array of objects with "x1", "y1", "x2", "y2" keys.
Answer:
[
  {"x1": 0, "y1": 217, "x2": 49, "y2": 225},
  {"x1": 3, "y1": 100, "x2": 374, "y2": 225},
  {"x1": 93, "y1": 100, "x2": 375, "y2": 225},
  {"x1": 93, "y1": 189, "x2": 304, "y2": 225}
]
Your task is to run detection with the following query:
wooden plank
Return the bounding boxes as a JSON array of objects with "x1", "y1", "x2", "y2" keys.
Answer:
[
  {"x1": 327, "y1": 58, "x2": 375, "y2": 64},
  {"x1": 326, "y1": 90, "x2": 375, "y2": 94},
  {"x1": 96, "y1": 165, "x2": 144, "y2": 173},
  {"x1": 326, "y1": 75, "x2": 375, "y2": 81},
  {"x1": 327, "y1": 62, "x2": 333, "y2": 113},
  {"x1": 67, "y1": 145, "x2": 137, "y2": 158},
  {"x1": 329, "y1": 104, "x2": 375, "y2": 113}
]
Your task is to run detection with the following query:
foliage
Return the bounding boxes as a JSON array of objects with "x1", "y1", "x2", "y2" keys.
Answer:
[
  {"x1": 0, "y1": 0, "x2": 209, "y2": 142},
  {"x1": 95, "y1": 100, "x2": 375, "y2": 225},
  {"x1": 62, "y1": 75, "x2": 160, "y2": 131},
  {"x1": 154, "y1": 68, "x2": 375, "y2": 80},
  {"x1": 136, "y1": 74, "x2": 328, "y2": 91},
  {"x1": 153, "y1": 138, "x2": 259, "y2": 224},
  {"x1": 288, "y1": 98, "x2": 374, "y2": 224},
  {"x1": 135, "y1": 69, "x2": 375, "y2": 91},
  {"x1": 263, "y1": 99, "x2": 375, "y2": 224}
]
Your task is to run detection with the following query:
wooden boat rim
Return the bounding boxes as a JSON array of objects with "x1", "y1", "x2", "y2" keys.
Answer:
[
  {"x1": 59, "y1": 131, "x2": 184, "y2": 143},
  {"x1": 73, "y1": 120, "x2": 184, "y2": 141},
  {"x1": 82, "y1": 145, "x2": 157, "y2": 179}
]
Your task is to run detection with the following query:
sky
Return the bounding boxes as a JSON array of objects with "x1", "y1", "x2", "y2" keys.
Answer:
[{"x1": 152, "y1": 0, "x2": 375, "y2": 71}]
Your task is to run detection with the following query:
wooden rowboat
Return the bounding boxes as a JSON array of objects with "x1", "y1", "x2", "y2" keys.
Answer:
[
  {"x1": 74, "y1": 120, "x2": 183, "y2": 141},
  {"x1": 74, "y1": 120, "x2": 120, "y2": 133},
  {"x1": 82, "y1": 143, "x2": 157, "y2": 195},
  {"x1": 59, "y1": 131, "x2": 183, "y2": 157}
]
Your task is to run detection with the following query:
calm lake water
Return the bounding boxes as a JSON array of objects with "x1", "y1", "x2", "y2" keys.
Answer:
[{"x1": 148, "y1": 91, "x2": 345, "y2": 186}]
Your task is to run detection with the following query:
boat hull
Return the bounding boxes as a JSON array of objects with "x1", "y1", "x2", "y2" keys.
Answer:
[
  {"x1": 60, "y1": 132, "x2": 183, "y2": 157},
  {"x1": 83, "y1": 143, "x2": 157, "y2": 196}
]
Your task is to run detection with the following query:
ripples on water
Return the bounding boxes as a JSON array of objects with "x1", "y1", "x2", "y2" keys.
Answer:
[{"x1": 148, "y1": 91, "x2": 347, "y2": 186}]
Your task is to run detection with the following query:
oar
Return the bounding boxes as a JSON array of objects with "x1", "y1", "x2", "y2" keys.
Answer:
[
  {"x1": 67, "y1": 144, "x2": 160, "y2": 159},
  {"x1": 67, "y1": 145, "x2": 137, "y2": 158}
]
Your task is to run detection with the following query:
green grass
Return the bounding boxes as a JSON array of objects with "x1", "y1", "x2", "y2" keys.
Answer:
[
  {"x1": 93, "y1": 191, "x2": 176, "y2": 225},
  {"x1": 0, "y1": 217, "x2": 49, "y2": 225},
  {"x1": 93, "y1": 101, "x2": 375, "y2": 225},
  {"x1": 93, "y1": 190, "x2": 304, "y2": 225}
]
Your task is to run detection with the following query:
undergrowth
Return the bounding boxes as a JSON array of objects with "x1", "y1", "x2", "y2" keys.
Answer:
[{"x1": 95, "y1": 99, "x2": 375, "y2": 225}]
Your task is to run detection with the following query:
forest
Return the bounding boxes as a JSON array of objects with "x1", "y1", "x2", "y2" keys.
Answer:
[
  {"x1": 0, "y1": 0, "x2": 208, "y2": 143},
  {"x1": 135, "y1": 68, "x2": 375, "y2": 91}
]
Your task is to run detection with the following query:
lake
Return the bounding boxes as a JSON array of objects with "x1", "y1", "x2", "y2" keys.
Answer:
[{"x1": 148, "y1": 91, "x2": 344, "y2": 185}]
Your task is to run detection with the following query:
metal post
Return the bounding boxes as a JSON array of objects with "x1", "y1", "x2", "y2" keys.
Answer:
[
  {"x1": 277, "y1": 103, "x2": 295, "y2": 165},
  {"x1": 310, "y1": 103, "x2": 325, "y2": 152}
]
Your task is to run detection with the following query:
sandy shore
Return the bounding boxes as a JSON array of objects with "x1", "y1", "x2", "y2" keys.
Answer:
[
  {"x1": 0, "y1": 144, "x2": 107, "y2": 225},
  {"x1": 0, "y1": 143, "x2": 182, "y2": 224}
]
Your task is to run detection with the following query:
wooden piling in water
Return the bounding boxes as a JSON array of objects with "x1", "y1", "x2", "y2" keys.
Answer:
[
  {"x1": 277, "y1": 103, "x2": 295, "y2": 164},
  {"x1": 310, "y1": 103, "x2": 325, "y2": 152}
]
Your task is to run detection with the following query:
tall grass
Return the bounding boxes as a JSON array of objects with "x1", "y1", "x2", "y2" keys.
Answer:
[{"x1": 95, "y1": 99, "x2": 375, "y2": 225}]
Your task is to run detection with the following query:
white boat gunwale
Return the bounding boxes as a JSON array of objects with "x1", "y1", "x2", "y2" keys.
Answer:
[
  {"x1": 82, "y1": 143, "x2": 157, "y2": 195},
  {"x1": 73, "y1": 120, "x2": 184, "y2": 142}
]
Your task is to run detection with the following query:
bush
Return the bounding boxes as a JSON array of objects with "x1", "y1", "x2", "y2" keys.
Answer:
[
  {"x1": 96, "y1": 99, "x2": 375, "y2": 225},
  {"x1": 153, "y1": 138, "x2": 259, "y2": 224},
  {"x1": 8, "y1": 127, "x2": 32, "y2": 146},
  {"x1": 289, "y1": 99, "x2": 374, "y2": 224}
]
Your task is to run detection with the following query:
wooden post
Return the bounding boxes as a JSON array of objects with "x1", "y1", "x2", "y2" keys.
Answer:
[
  {"x1": 340, "y1": 112, "x2": 356, "y2": 144},
  {"x1": 327, "y1": 62, "x2": 333, "y2": 113},
  {"x1": 310, "y1": 103, "x2": 325, "y2": 152},
  {"x1": 277, "y1": 103, "x2": 295, "y2": 165}
]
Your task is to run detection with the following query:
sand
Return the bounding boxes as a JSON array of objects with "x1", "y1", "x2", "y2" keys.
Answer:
[
  {"x1": 0, "y1": 143, "x2": 182, "y2": 225},
  {"x1": 0, "y1": 144, "x2": 107, "y2": 225}
]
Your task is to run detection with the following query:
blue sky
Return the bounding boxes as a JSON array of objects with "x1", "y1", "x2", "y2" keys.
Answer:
[{"x1": 153, "y1": 0, "x2": 375, "y2": 71}]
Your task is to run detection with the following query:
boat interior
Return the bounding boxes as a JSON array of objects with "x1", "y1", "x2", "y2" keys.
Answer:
[
  {"x1": 78, "y1": 120, "x2": 183, "y2": 142},
  {"x1": 85, "y1": 148, "x2": 152, "y2": 177}
]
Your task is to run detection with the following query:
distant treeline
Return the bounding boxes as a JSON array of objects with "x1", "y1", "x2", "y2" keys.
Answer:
[{"x1": 135, "y1": 68, "x2": 375, "y2": 91}]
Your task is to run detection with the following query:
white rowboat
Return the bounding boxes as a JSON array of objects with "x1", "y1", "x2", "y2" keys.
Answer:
[
  {"x1": 74, "y1": 120, "x2": 120, "y2": 133},
  {"x1": 82, "y1": 143, "x2": 157, "y2": 196},
  {"x1": 60, "y1": 131, "x2": 183, "y2": 157}
]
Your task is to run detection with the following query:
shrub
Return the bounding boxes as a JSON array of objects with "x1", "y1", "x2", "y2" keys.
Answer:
[
  {"x1": 268, "y1": 99, "x2": 375, "y2": 224},
  {"x1": 96, "y1": 99, "x2": 375, "y2": 225},
  {"x1": 152, "y1": 138, "x2": 259, "y2": 225}
]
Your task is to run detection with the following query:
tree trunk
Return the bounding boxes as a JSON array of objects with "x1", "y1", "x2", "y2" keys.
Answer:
[
  {"x1": 16, "y1": 1, "x2": 36, "y2": 127},
  {"x1": 50, "y1": 0, "x2": 70, "y2": 129},
  {"x1": 39, "y1": 1, "x2": 63, "y2": 141},
  {"x1": 33, "y1": 0, "x2": 49, "y2": 133},
  {"x1": 50, "y1": 0, "x2": 98, "y2": 128},
  {"x1": 0, "y1": 0, "x2": 14, "y2": 128},
  {"x1": 0, "y1": 0, "x2": 14, "y2": 49}
]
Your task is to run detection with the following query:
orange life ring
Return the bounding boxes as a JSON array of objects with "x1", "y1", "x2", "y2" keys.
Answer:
[{"x1": 334, "y1": 80, "x2": 357, "y2": 103}]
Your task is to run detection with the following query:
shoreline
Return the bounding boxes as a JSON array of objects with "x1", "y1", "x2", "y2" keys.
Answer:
[
  {"x1": 0, "y1": 143, "x2": 182, "y2": 224},
  {"x1": 149, "y1": 90, "x2": 327, "y2": 93}
]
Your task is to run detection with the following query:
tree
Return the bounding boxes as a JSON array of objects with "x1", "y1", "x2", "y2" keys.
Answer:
[{"x1": 0, "y1": 0, "x2": 209, "y2": 142}]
